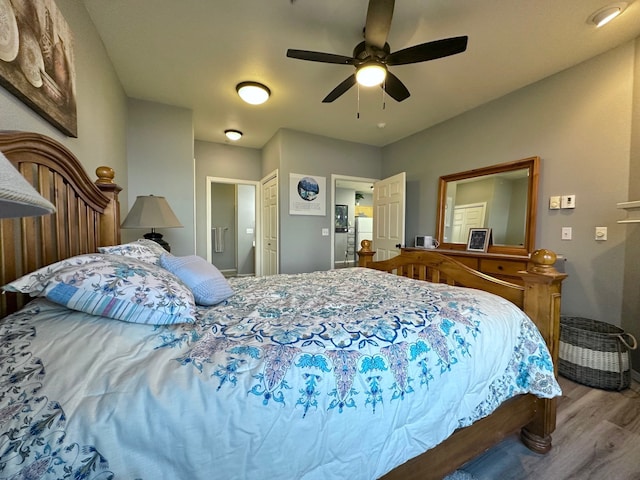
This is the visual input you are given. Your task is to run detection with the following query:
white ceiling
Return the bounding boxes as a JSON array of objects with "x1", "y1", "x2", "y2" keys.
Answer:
[{"x1": 83, "y1": 0, "x2": 640, "y2": 149}]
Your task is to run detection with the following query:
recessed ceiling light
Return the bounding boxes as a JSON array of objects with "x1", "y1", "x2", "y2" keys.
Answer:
[
  {"x1": 225, "y1": 129, "x2": 242, "y2": 141},
  {"x1": 589, "y1": 2, "x2": 628, "y2": 27},
  {"x1": 236, "y1": 82, "x2": 271, "y2": 105}
]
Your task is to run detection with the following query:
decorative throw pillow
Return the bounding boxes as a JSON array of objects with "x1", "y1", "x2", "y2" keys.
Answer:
[
  {"x1": 98, "y1": 239, "x2": 168, "y2": 265},
  {"x1": 160, "y1": 254, "x2": 233, "y2": 306},
  {"x1": 3, "y1": 253, "x2": 196, "y2": 325}
]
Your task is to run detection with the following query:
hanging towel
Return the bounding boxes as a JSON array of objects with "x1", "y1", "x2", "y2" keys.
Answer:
[{"x1": 213, "y1": 226, "x2": 227, "y2": 253}]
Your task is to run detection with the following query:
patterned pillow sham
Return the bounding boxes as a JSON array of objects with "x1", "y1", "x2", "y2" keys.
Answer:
[
  {"x1": 3, "y1": 254, "x2": 196, "y2": 325},
  {"x1": 98, "y1": 239, "x2": 168, "y2": 265},
  {"x1": 160, "y1": 254, "x2": 234, "y2": 306}
]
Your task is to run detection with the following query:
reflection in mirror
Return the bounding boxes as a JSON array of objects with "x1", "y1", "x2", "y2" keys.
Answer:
[{"x1": 436, "y1": 157, "x2": 539, "y2": 256}]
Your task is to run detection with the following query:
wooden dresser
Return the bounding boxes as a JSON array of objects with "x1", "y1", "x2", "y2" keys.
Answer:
[{"x1": 402, "y1": 248, "x2": 531, "y2": 285}]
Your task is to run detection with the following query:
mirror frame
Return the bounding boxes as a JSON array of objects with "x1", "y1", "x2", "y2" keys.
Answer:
[{"x1": 435, "y1": 156, "x2": 539, "y2": 256}]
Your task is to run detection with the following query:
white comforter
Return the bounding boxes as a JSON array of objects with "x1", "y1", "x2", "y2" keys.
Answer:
[{"x1": 0, "y1": 268, "x2": 560, "y2": 479}]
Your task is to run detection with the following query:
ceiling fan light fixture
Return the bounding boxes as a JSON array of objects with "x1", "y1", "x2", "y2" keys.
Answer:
[
  {"x1": 224, "y1": 129, "x2": 243, "y2": 141},
  {"x1": 589, "y1": 3, "x2": 627, "y2": 27},
  {"x1": 236, "y1": 82, "x2": 271, "y2": 105},
  {"x1": 356, "y1": 62, "x2": 387, "y2": 87}
]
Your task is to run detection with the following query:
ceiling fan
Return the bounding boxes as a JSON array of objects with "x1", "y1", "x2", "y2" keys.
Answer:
[{"x1": 286, "y1": 0, "x2": 468, "y2": 103}]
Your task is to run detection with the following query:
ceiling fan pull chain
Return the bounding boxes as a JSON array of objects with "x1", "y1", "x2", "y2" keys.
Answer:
[
  {"x1": 382, "y1": 79, "x2": 386, "y2": 110},
  {"x1": 357, "y1": 83, "x2": 360, "y2": 119}
]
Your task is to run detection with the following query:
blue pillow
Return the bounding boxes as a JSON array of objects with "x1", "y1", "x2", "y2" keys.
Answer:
[{"x1": 160, "y1": 254, "x2": 233, "y2": 306}]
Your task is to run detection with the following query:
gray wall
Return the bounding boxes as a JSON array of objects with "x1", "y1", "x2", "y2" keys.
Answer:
[
  {"x1": 237, "y1": 184, "x2": 256, "y2": 275},
  {"x1": 210, "y1": 183, "x2": 236, "y2": 271},
  {"x1": 0, "y1": 0, "x2": 128, "y2": 206},
  {"x1": 271, "y1": 129, "x2": 382, "y2": 274},
  {"x1": 623, "y1": 37, "x2": 640, "y2": 371},
  {"x1": 194, "y1": 140, "x2": 262, "y2": 259},
  {"x1": 124, "y1": 99, "x2": 194, "y2": 255},
  {"x1": 383, "y1": 41, "x2": 635, "y2": 330}
]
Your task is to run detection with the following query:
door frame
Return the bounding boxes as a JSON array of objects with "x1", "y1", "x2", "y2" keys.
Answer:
[
  {"x1": 330, "y1": 174, "x2": 379, "y2": 270},
  {"x1": 206, "y1": 176, "x2": 261, "y2": 274}
]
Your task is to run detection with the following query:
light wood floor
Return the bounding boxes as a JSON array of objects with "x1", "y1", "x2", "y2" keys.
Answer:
[{"x1": 460, "y1": 375, "x2": 640, "y2": 479}]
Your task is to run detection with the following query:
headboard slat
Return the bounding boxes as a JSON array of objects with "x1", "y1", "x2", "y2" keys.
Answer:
[{"x1": 0, "y1": 131, "x2": 122, "y2": 319}]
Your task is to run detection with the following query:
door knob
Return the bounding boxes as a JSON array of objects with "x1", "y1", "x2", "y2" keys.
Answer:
[{"x1": 395, "y1": 243, "x2": 402, "y2": 248}]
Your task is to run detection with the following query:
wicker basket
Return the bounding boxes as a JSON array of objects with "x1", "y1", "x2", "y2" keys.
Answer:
[{"x1": 559, "y1": 316, "x2": 637, "y2": 390}]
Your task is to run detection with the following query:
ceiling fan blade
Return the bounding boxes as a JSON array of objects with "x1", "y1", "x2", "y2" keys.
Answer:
[
  {"x1": 287, "y1": 49, "x2": 354, "y2": 65},
  {"x1": 364, "y1": 0, "x2": 395, "y2": 49},
  {"x1": 322, "y1": 74, "x2": 357, "y2": 103},
  {"x1": 383, "y1": 71, "x2": 410, "y2": 102},
  {"x1": 386, "y1": 36, "x2": 468, "y2": 66}
]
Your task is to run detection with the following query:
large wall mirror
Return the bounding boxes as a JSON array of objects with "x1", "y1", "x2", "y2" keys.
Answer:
[{"x1": 436, "y1": 157, "x2": 539, "y2": 256}]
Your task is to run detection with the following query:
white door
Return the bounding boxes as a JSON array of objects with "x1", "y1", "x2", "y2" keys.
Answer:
[
  {"x1": 451, "y1": 202, "x2": 486, "y2": 243},
  {"x1": 372, "y1": 172, "x2": 406, "y2": 261},
  {"x1": 261, "y1": 171, "x2": 278, "y2": 276}
]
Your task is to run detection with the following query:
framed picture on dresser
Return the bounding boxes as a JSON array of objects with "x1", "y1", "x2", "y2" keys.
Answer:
[{"x1": 467, "y1": 228, "x2": 492, "y2": 252}]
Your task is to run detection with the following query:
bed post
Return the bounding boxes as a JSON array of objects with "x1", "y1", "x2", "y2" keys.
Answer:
[
  {"x1": 95, "y1": 166, "x2": 122, "y2": 247},
  {"x1": 357, "y1": 240, "x2": 375, "y2": 267},
  {"x1": 519, "y1": 248, "x2": 567, "y2": 453}
]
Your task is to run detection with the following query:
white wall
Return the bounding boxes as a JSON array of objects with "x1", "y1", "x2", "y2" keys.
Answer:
[
  {"x1": 0, "y1": 0, "x2": 128, "y2": 204},
  {"x1": 125, "y1": 99, "x2": 194, "y2": 255},
  {"x1": 383, "y1": 41, "x2": 636, "y2": 327}
]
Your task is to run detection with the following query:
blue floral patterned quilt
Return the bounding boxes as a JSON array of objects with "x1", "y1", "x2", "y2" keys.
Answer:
[{"x1": 0, "y1": 268, "x2": 560, "y2": 480}]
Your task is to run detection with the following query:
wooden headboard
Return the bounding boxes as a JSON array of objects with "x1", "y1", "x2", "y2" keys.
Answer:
[{"x1": 0, "y1": 131, "x2": 122, "y2": 318}]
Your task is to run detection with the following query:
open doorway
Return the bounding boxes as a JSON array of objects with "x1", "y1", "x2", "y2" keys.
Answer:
[
  {"x1": 206, "y1": 177, "x2": 259, "y2": 277},
  {"x1": 331, "y1": 174, "x2": 378, "y2": 269}
]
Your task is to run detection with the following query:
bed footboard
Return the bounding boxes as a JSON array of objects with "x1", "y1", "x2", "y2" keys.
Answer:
[{"x1": 359, "y1": 242, "x2": 567, "y2": 478}]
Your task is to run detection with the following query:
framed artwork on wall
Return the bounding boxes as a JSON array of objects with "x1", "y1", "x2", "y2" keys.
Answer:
[
  {"x1": 289, "y1": 173, "x2": 326, "y2": 216},
  {"x1": 0, "y1": 0, "x2": 77, "y2": 137},
  {"x1": 467, "y1": 228, "x2": 492, "y2": 252}
]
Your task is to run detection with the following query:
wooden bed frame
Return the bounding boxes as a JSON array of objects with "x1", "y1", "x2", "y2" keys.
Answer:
[
  {"x1": 359, "y1": 242, "x2": 567, "y2": 479},
  {"x1": 0, "y1": 131, "x2": 121, "y2": 317},
  {"x1": 0, "y1": 131, "x2": 567, "y2": 480}
]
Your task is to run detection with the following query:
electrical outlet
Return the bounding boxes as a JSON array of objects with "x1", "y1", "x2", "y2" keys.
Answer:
[
  {"x1": 561, "y1": 195, "x2": 576, "y2": 209},
  {"x1": 561, "y1": 227, "x2": 572, "y2": 240},
  {"x1": 595, "y1": 226, "x2": 607, "y2": 241},
  {"x1": 321, "y1": 228, "x2": 329, "y2": 236},
  {"x1": 549, "y1": 196, "x2": 561, "y2": 210}
]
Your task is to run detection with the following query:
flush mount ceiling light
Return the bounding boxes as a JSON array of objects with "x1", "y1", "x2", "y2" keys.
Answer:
[
  {"x1": 224, "y1": 129, "x2": 243, "y2": 141},
  {"x1": 355, "y1": 61, "x2": 387, "y2": 87},
  {"x1": 589, "y1": 2, "x2": 628, "y2": 27},
  {"x1": 236, "y1": 82, "x2": 271, "y2": 105}
]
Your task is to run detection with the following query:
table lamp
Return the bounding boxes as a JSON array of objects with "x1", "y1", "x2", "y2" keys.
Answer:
[{"x1": 120, "y1": 195, "x2": 182, "y2": 252}]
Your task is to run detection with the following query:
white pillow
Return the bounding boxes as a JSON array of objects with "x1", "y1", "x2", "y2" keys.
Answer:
[
  {"x1": 98, "y1": 239, "x2": 168, "y2": 265},
  {"x1": 160, "y1": 254, "x2": 233, "y2": 306},
  {"x1": 3, "y1": 253, "x2": 196, "y2": 325}
]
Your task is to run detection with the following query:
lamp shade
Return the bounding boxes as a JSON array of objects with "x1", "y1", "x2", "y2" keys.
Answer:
[
  {"x1": 121, "y1": 195, "x2": 183, "y2": 229},
  {"x1": 0, "y1": 151, "x2": 56, "y2": 218}
]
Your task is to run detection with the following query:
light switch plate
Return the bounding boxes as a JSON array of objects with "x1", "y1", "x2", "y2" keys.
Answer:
[
  {"x1": 561, "y1": 227, "x2": 572, "y2": 240},
  {"x1": 595, "y1": 226, "x2": 607, "y2": 241},
  {"x1": 549, "y1": 196, "x2": 561, "y2": 210},
  {"x1": 561, "y1": 195, "x2": 576, "y2": 209}
]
